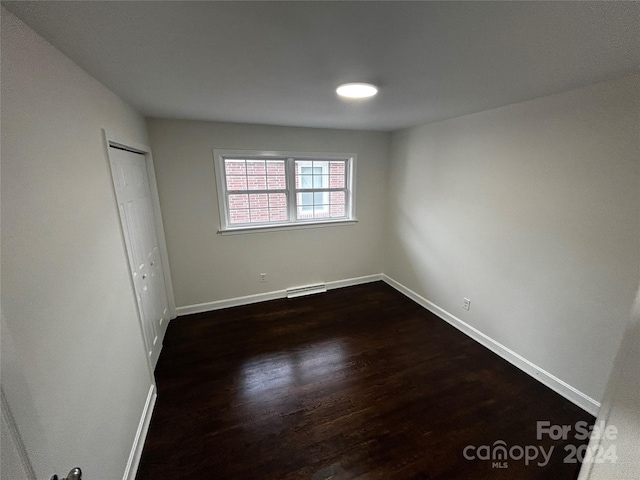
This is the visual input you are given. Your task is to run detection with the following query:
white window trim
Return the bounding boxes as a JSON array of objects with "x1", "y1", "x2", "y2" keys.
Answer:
[{"x1": 213, "y1": 149, "x2": 357, "y2": 234}]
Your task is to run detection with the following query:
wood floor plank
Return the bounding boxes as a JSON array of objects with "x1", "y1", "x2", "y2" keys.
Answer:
[{"x1": 137, "y1": 282, "x2": 593, "y2": 479}]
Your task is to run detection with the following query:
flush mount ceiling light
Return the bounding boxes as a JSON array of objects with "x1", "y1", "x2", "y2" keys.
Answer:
[{"x1": 336, "y1": 83, "x2": 378, "y2": 99}]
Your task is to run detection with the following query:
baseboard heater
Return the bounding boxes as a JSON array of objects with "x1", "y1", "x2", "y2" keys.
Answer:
[{"x1": 286, "y1": 283, "x2": 327, "y2": 299}]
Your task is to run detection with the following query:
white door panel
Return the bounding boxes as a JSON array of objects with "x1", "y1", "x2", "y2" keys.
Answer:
[{"x1": 109, "y1": 147, "x2": 170, "y2": 368}]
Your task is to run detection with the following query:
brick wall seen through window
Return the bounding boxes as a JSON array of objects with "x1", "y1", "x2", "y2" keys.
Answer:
[{"x1": 214, "y1": 150, "x2": 355, "y2": 231}]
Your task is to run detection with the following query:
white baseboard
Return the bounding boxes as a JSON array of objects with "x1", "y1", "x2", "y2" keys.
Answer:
[
  {"x1": 123, "y1": 384, "x2": 157, "y2": 480},
  {"x1": 326, "y1": 274, "x2": 383, "y2": 290},
  {"x1": 176, "y1": 274, "x2": 383, "y2": 316},
  {"x1": 177, "y1": 290, "x2": 286, "y2": 316},
  {"x1": 382, "y1": 275, "x2": 600, "y2": 416}
]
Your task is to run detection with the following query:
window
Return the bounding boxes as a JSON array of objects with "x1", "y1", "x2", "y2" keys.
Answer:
[{"x1": 214, "y1": 150, "x2": 356, "y2": 232}]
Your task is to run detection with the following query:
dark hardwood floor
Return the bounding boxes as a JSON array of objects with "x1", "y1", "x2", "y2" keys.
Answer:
[{"x1": 137, "y1": 282, "x2": 593, "y2": 479}]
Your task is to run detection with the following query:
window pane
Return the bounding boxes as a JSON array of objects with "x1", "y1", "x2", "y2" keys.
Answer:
[
  {"x1": 229, "y1": 209, "x2": 250, "y2": 224},
  {"x1": 329, "y1": 161, "x2": 345, "y2": 174},
  {"x1": 265, "y1": 160, "x2": 286, "y2": 190},
  {"x1": 296, "y1": 206, "x2": 314, "y2": 220},
  {"x1": 312, "y1": 160, "x2": 329, "y2": 171},
  {"x1": 268, "y1": 193, "x2": 287, "y2": 208},
  {"x1": 228, "y1": 194, "x2": 249, "y2": 209},
  {"x1": 297, "y1": 174, "x2": 315, "y2": 189},
  {"x1": 314, "y1": 206, "x2": 330, "y2": 218},
  {"x1": 330, "y1": 191, "x2": 345, "y2": 205},
  {"x1": 269, "y1": 207, "x2": 287, "y2": 222},
  {"x1": 330, "y1": 175, "x2": 345, "y2": 188},
  {"x1": 268, "y1": 193, "x2": 287, "y2": 222},
  {"x1": 267, "y1": 175, "x2": 286, "y2": 190},
  {"x1": 247, "y1": 175, "x2": 266, "y2": 190},
  {"x1": 225, "y1": 159, "x2": 246, "y2": 176},
  {"x1": 296, "y1": 162, "x2": 324, "y2": 188},
  {"x1": 330, "y1": 204, "x2": 346, "y2": 218},
  {"x1": 266, "y1": 160, "x2": 285, "y2": 175},
  {"x1": 249, "y1": 193, "x2": 268, "y2": 209},
  {"x1": 225, "y1": 159, "x2": 288, "y2": 192},
  {"x1": 329, "y1": 191, "x2": 345, "y2": 218},
  {"x1": 227, "y1": 192, "x2": 288, "y2": 226},
  {"x1": 313, "y1": 175, "x2": 328, "y2": 188},
  {"x1": 226, "y1": 175, "x2": 247, "y2": 191},
  {"x1": 250, "y1": 208, "x2": 269, "y2": 223},
  {"x1": 313, "y1": 192, "x2": 327, "y2": 204},
  {"x1": 329, "y1": 161, "x2": 346, "y2": 188},
  {"x1": 296, "y1": 204, "x2": 331, "y2": 220},
  {"x1": 246, "y1": 160, "x2": 266, "y2": 175},
  {"x1": 297, "y1": 192, "x2": 313, "y2": 206}
]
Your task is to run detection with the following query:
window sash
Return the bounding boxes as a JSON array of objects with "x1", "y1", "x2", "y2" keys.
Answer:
[
  {"x1": 225, "y1": 189, "x2": 289, "y2": 226},
  {"x1": 292, "y1": 158, "x2": 348, "y2": 221}
]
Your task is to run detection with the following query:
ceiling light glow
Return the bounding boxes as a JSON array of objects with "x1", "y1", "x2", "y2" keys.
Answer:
[{"x1": 336, "y1": 83, "x2": 378, "y2": 99}]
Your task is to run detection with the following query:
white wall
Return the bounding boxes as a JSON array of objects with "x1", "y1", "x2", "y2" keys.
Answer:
[
  {"x1": 578, "y1": 285, "x2": 640, "y2": 479},
  {"x1": 146, "y1": 119, "x2": 389, "y2": 308},
  {"x1": 1, "y1": 9, "x2": 153, "y2": 479},
  {"x1": 385, "y1": 75, "x2": 640, "y2": 406}
]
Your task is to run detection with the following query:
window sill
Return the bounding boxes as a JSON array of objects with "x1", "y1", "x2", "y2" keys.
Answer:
[{"x1": 218, "y1": 219, "x2": 358, "y2": 235}]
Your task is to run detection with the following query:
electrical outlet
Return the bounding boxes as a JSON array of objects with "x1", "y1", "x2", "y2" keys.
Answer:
[
  {"x1": 260, "y1": 273, "x2": 267, "y2": 283},
  {"x1": 463, "y1": 298, "x2": 471, "y2": 310}
]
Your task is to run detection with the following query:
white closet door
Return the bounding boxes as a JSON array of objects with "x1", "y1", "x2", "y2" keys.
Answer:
[{"x1": 109, "y1": 147, "x2": 170, "y2": 367}]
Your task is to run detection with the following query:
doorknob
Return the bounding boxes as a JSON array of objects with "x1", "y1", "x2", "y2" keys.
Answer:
[{"x1": 50, "y1": 467, "x2": 82, "y2": 480}]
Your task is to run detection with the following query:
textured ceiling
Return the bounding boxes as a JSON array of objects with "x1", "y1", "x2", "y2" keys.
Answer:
[{"x1": 4, "y1": 1, "x2": 639, "y2": 131}]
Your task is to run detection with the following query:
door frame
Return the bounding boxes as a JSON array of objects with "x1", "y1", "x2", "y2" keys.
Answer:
[{"x1": 103, "y1": 130, "x2": 176, "y2": 368}]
